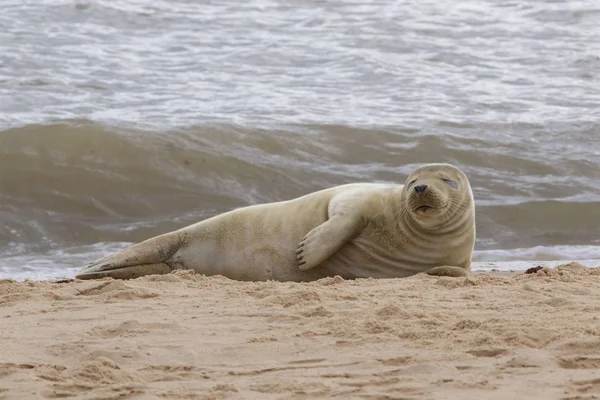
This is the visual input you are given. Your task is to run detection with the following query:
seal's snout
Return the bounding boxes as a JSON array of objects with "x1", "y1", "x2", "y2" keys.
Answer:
[
  {"x1": 406, "y1": 179, "x2": 447, "y2": 218},
  {"x1": 414, "y1": 184, "x2": 428, "y2": 193}
]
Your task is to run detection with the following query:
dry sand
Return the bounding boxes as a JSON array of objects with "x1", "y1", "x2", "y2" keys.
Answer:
[{"x1": 1, "y1": 262, "x2": 599, "y2": 400}]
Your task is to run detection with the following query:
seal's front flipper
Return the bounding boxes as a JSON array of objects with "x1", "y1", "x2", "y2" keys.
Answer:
[
  {"x1": 296, "y1": 214, "x2": 364, "y2": 270},
  {"x1": 424, "y1": 266, "x2": 469, "y2": 277},
  {"x1": 75, "y1": 232, "x2": 184, "y2": 280}
]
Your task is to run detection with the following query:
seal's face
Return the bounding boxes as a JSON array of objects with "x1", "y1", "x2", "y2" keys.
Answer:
[{"x1": 403, "y1": 164, "x2": 472, "y2": 229}]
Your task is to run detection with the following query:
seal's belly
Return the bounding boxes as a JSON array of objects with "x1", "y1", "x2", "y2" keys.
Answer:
[{"x1": 320, "y1": 233, "x2": 459, "y2": 279}]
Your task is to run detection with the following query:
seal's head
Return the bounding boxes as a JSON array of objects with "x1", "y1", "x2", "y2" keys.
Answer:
[{"x1": 402, "y1": 163, "x2": 473, "y2": 229}]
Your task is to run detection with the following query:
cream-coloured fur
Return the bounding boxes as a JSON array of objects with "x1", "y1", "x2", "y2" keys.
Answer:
[{"x1": 75, "y1": 163, "x2": 475, "y2": 281}]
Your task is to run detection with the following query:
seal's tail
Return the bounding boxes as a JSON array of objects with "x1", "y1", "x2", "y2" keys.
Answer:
[{"x1": 75, "y1": 232, "x2": 183, "y2": 280}]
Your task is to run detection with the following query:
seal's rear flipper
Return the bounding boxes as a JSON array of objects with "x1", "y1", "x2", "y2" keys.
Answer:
[
  {"x1": 75, "y1": 232, "x2": 183, "y2": 280},
  {"x1": 76, "y1": 263, "x2": 174, "y2": 280}
]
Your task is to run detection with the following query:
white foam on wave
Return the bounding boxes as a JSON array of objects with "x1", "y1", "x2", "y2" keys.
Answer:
[
  {"x1": 473, "y1": 245, "x2": 600, "y2": 262},
  {"x1": 472, "y1": 245, "x2": 600, "y2": 271},
  {"x1": 0, "y1": 242, "x2": 133, "y2": 282}
]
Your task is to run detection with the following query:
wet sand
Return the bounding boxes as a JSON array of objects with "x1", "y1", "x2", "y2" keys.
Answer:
[{"x1": 1, "y1": 262, "x2": 599, "y2": 399}]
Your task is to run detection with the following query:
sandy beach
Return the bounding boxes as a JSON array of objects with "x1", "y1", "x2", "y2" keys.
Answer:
[{"x1": 1, "y1": 262, "x2": 599, "y2": 400}]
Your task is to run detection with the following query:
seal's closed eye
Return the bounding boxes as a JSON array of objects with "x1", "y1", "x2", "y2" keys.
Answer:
[{"x1": 441, "y1": 178, "x2": 458, "y2": 189}]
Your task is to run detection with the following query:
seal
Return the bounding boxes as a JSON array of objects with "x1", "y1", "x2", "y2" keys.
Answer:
[{"x1": 75, "y1": 163, "x2": 476, "y2": 281}]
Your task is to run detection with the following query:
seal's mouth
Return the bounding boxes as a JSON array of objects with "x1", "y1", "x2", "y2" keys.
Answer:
[{"x1": 416, "y1": 205, "x2": 432, "y2": 212}]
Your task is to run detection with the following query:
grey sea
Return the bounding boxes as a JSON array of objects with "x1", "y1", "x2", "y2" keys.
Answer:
[{"x1": 1, "y1": 0, "x2": 600, "y2": 280}]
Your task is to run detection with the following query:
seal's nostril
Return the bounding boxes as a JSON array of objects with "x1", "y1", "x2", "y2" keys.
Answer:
[{"x1": 414, "y1": 184, "x2": 428, "y2": 193}]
